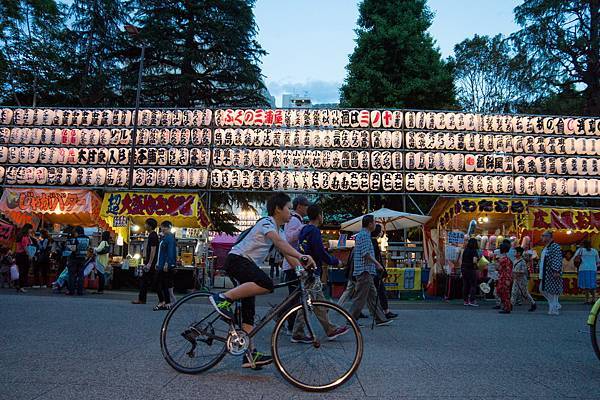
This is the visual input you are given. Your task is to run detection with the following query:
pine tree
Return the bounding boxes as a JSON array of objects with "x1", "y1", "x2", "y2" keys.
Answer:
[
  {"x1": 340, "y1": 0, "x2": 456, "y2": 109},
  {"x1": 125, "y1": 0, "x2": 267, "y2": 107},
  {"x1": 62, "y1": 0, "x2": 129, "y2": 106}
]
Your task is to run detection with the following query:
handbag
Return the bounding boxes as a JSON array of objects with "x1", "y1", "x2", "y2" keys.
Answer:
[{"x1": 10, "y1": 264, "x2": 19, "y2": 281}]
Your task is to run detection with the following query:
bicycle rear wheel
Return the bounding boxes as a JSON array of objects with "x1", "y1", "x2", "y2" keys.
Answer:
[
  {"x1": 272, "y1": 300, "x2": 363, "y2": 391},
  {"x1": 160, "y1": 291, "x2": 229, "y2": 374}
]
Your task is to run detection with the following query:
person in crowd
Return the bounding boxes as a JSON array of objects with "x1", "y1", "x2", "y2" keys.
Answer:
[
  {"x1": 268, "y1": 246, "x2": 283, "y2": 280},
  {"x1": 66, "y1": 226, "x2": 90, "y2": 296},
  {"x1": 0, "y1": 247, "x2": 13, "y2": 288},
  {"x1": 290, "y1": 204, "x2": 350, "y2": 343},
  {"x1": 574, "y1": 240, "x2": 599, "y2": 305},
  {"x1": 562, "y1": 249, "x2": 577, "y2": 273},
  {"x1": 461, "y1": 237, "x2": 480, "y2": 307},
  {"x1": 15, "y1": 223, "x2": 34, "y2": 292},
  {"x1": 511, "y1": 247, "x2": 536, "y2": 312},
  {"x1": 539, "y1": 231, "x2": 563, "y2": 315},
  {"x1": 133, "y1": 218, "x2": 159, "y2": 305},
  {"x1": 349, "y1": 215, "x2": 391, "y2": 326},
  {"x1": 32, "y1": 230, "x2": 52, "y2": 288},
  {"x1": 93, "y1": 231, "x2": 111, "y2": 294},
  {"x1": 280, "y1": 195, "x2": 309, "y2": 334},
  {"x1": 496, "y1": 242, "x2": 513, "y2": 314},
  {"x1": 209, "y1": 193, "x2": 316, "y2": 369},
  {"x1": 154, "y1": 220, "x2": 177, "y2": 310},
  {"x1": 371, "y1": 224, "x2": 397, "y2": 319}
]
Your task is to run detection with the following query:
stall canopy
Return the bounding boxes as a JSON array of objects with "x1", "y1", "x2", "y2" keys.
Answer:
[
  {"x1": 100, "y1": 192, "x2": 211, "y2": 242},
  {"x1": 210, "y1": 233, "x2": 238, "y2": 270},
  {"x1": 341, "y1": 208, "x2": 430, "y2": 232},
  {"x1": 0, "y1": 188, "x2": 103, "y2": 229}
]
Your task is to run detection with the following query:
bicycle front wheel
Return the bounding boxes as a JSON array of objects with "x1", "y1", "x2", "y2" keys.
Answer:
[
  {"x1": 160, "y1": 291, "x2": 229, "y2": 374},
  {"x1": 272, "y1": 300, "x2": 363, "y2": 391},
  {"x1": 591, "y1": 301, "x2": 600, "y2": 361}
]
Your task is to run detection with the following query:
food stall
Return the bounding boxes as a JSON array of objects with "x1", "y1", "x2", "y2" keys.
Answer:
[{"x1": 99, "y1": 191, "x2": 211, "y2": 290}]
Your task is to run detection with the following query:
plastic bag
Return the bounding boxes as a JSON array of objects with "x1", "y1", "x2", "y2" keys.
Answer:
[
  {"x1": 10, "y1": 264, "x2": 19, "y2": 281},
  {"x1": 477, "y1": 256, "x2": 490, "y2": 270}
]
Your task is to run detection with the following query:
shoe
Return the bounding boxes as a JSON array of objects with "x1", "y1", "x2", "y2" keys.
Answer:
[
  {"x1": 463, "y1": 301, "x2": 469, "y2": 306},
  {"x1": 131, "y1": 300, "x2": 146, "y2": 304},
  {"x1": 32, "y1": 285, "x2": 40, "y2": 289},
  {"x1": 242, "y1": 350, "x2": 273, "y2": 368},
  {"x1": 327, "y1": 326, "x2": 350, "y2": 341},
  {"x1": 209, "y1": 293, "x2": 233, "y2": 320},
  {"x1": 19, "y1": 288, "x2": 27, "y2": 293},
  {"x1": 291, "y1": 335, "x2": 313, "y2": 344},
  {"x1": 468, "y1": 302, "x2": 479, "y2": 307},
  {"x1": 385, "y1": 311, "x2": 398, "y2": 319},
  {"x1": 375, "y1": 319, "x2": 392, "y2": 327},
  {"x1": 358, "y1": 312, "x2": 368, "y2": 319},
  {"x1": 493, "y1": 305, "x2": 501, "y2": 310},
  {"x1": 528, "y1": 303, "x2": 537, "y2": 312},
  {"x1": 498, "y1": 310, "x2": 511, "y2": 314}
]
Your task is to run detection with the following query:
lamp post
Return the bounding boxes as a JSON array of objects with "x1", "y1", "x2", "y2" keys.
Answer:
[{"x1": 125, "y1": 24, "x2": 145, "y2": 189}]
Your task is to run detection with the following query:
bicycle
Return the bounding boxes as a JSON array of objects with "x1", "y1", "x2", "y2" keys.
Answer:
[
  {"x1": 160, "y1": 263, "x2": 363, "y2": 391},
  {"x1": 588, "y1": 297, "x2": 600, "y2": 361}
]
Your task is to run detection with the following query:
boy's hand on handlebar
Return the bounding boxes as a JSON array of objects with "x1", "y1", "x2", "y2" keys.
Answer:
[{"x1": 299, "y1": 255, "x2": 316, "y2": 270}]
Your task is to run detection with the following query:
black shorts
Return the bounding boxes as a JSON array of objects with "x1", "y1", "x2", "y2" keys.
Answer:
[
  {"x1": 224, "y1": 254, "x2": 274, "y2": 292},
  {"x1": 224, "y1": 254, "x2": 274, "y2": 325}
]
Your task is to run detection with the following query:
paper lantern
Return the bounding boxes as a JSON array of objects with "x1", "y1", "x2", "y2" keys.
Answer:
[
  {"x1": 0, "y1": 108, "x2": 14, "y2": 125},
  {"x1": 464, "y1": 154, "x2": 476, "y2": 172},
  {"x1": 0, "y1": 146, "x2": 7, "y2": 163},
  {"x1": 0, "y1": 128, "x2": 9, "y2": 144}
]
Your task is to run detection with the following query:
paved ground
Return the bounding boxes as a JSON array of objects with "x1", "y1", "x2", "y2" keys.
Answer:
[{"x1": 1, "y1": 288, "x2": 599, "y2": 400}]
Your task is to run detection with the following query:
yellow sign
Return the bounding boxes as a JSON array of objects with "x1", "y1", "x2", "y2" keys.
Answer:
[{"x1": 384, "y1": 268, "x2": 422, "y2": 291}]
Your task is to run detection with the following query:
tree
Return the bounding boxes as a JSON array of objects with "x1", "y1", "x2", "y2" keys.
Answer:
[
  {"x1": 125, "y1": 0, "x2": 268, "y2": 108},
  {"x1": 340, "y1": 0, "x2": 456, "y2": 109},
  {"x1": 61, "y1": 0, "x2": 129, "y2": 106},
  {"x1": 513, "y1": 0, "x2": 600, "y2": 115},
  {"x1": 452, "y1": 34, "x2": 549, "y2": 113},
  {"x1": 518, "y1": 85, "x2": 586, "y2": 115},
  {"x1": 0, "y1": 0, "x2": 65, "y2": 106}
]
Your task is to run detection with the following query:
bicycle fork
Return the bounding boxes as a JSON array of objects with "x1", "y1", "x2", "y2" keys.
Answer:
[{"x1": 299, "y1": 279, "x2": 320, "y2": 348}]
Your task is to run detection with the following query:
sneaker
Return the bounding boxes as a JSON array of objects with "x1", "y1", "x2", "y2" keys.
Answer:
[
  {"x1": 291, "y1": 335, "x2": 313, "y2": 344},
  {"x1": 18, "y1": 288, "x2": 27, "y2": 293},
  {"x1": 528, "y1": 303, "x2": 537, "y2": 312},
  {"x1": 385, "y1": 311, "x2": 398, "y2": 319},
  {"x1": 327, "y1": 326, "x2": 350, "y2": 341},
  {"x1": 468, "y1": 302, "x2": 479, "y2": 307},
  {"x1": 463, "y1": 301, "x2": 469, "y2": 306},
  {"x1": 375, "y1": 319, "x2": 392, "y2": 327},
  {"x1": 32, "y1": 285, "x2": 41, "y2": 289},
  {"x1": 209, "y1": 293, "x2": 233, "y2": 320},
  {"x1": 242, "y1": 350, "x2": 273, "y2": 368}
]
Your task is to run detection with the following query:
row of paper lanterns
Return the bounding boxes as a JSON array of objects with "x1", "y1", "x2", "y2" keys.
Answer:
[
  {"x1": 2, "y1": 107, "x2": 599, "y2": 136},
  {"x1": 0, "y1": 109, "x2": 212, "y2": 127},
  {"x1": 3, "y1": 145, "x2": 599, "y2": 176},
  {"x1": 2, "y1": 165, "x2": 599, "y2": 196}
]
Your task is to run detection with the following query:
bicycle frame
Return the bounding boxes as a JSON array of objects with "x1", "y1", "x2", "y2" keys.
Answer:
[{"x1": 587, "y1": 298, "x2": 600, "y2": 326}]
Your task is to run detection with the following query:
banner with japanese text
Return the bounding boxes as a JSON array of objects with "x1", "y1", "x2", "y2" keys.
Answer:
[{"x1": 529, "y1": 207, "x2": 600, "y2": 232}]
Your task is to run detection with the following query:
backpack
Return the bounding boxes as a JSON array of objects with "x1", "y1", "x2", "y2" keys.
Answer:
[{"x1": 234, "y1": 217, "x2": 271, "y2": 247}]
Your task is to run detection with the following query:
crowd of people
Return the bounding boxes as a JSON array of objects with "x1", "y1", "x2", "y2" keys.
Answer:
[{"x1": 457, "y1": 230, "x2": 599, "y2": 316}]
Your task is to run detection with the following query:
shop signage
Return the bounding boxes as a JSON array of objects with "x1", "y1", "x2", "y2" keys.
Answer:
[
  {"x1": 530, "y1": 207, "x2": 600, "y2": 232},
  {"x1": 0, "y1": 188, "x2": 89, "y2": 214},
  {"x1": 447, "y1": 231, "x2": 465, "y2": 245},
  {"x1": 0, "y1": 220, "x2": 14, "y2": 244},
  {"x1": 439, "y1": 198, "x2": 527, "y2": 228},
  {"x1": 112, "y1": 216, "x2": 129, "y2": 227},
  {"x1": 1, "y1": 107, "x2": 599, "y2": 196},
  {"x1": 102, "y1": 192, "x2": 197, "y2": 217}
]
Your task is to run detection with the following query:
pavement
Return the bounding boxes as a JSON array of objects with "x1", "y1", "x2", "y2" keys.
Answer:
[{"x1": 1, "y1": 287, "x2": 599, "y2": 400}]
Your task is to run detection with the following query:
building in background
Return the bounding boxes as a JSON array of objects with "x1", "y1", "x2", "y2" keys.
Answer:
[{"x1": 282, "y1": 93, "x2": 312, "y2": 108}]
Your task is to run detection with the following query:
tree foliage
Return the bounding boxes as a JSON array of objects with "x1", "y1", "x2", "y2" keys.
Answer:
[
  {"x1": 513, "y1": 0, "x2": 600, "y2": 115},
  {"x1": 340, "y1": 0, "x2": 456, "y2": 109}
]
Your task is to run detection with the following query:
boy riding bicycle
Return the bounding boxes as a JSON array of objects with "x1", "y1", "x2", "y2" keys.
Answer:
[{"x1": 210, "y1": 192, "x2": 316, "y2": 368}]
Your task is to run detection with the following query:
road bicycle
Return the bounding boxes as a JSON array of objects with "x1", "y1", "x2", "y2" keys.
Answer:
[
  {"x1": 588, "y1": 297, "x2": 600, "y2": 361},
  {"x1": 160, "y1": 263, "x2": 363, "y2": 391}
]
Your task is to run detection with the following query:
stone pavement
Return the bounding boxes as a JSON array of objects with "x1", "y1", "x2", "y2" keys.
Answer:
[{"x1": 0, "y1": 288, "x2": 598, "y2": 400}]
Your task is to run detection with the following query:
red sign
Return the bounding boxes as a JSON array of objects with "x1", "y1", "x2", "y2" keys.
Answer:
[{"x1": 532, "y1": 208, "x2": 600, "y2": 232}]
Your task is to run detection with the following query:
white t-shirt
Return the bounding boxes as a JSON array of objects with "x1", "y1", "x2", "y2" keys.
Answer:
[
  {"x1": 230, "y1": 217, "x2": 283, "y2": 266},
  {"x1": 574, "y1": 248, "x2": 600, "y2": 272}
]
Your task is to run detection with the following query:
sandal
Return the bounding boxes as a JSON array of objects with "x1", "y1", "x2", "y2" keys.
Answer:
[{"x1": 153, "y1": 304, "x2": 166, "y2": 311}]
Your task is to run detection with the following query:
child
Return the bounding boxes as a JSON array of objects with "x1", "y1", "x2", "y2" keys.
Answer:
[{"x1": 0, "y1": 247, "x2": 13, "y2": 288}]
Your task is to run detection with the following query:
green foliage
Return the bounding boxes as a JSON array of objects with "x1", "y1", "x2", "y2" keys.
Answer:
[
  {"x1": 452, "y1": 34, "x2": 550, "y2": 113},
  {"x1": 513, "y1": 0, "x2": 600, "y2": 115},
  {"x1": 123, "y1": 0, "x2": 268, "y2": 108},
  {"x1": 518, "y1": 85, "x2": 586, "y2": 116},
  {"x1": 340, "y1": 0, "x2": 456, "y2": 109}
]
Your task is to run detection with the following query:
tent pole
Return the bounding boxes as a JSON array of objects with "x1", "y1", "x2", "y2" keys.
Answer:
[{"x1": 402, "y1": 194, "x2": 407, "y2": 243}]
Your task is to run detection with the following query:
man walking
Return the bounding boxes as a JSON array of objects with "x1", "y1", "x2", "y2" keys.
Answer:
[
  {"x1": 540, "y1": 231, "x2": 563, "y2": 315},
  {"x1": 349, "y1": 215, "x2": 391, "y2": 326},
  {"x1": 133, "y1": 218, "x2": 159, "y2": 305},
  {"x1": 291, "y1": 204, "x2": 349, "y2": 343},
  {"x1": 280, "y1": 195, "x2": 310, "y2": 334}
]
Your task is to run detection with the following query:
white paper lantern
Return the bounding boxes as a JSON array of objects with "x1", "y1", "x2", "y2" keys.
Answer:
[{"x1": 464, "y1": 154, "x2": 476, "y2": 172}]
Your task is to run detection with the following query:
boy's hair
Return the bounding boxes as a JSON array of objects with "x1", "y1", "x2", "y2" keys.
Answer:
[
  {"x1": 160, "y1": 220, "x2": 173, "y2": 229},
  {"x1": 515, "y1": 246, "x2": 524, "y2": 255},
  {"x1": 362, "y1": 215, "x2": 374, "y2": 228},
  {"x1": 267, "y1": 192, "x2": 291, "y2": 216},
  {"x1": 146, "y1": 218, "x2": 158, "y2": 230},
  {"x1": 307, "y1": 204, "x2": 322, "y2": 221}
]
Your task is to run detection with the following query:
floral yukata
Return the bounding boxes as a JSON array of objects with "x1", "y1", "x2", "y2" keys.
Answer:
[{"x1": 496, "y1": 255, "x2": 513, "y2": 312}]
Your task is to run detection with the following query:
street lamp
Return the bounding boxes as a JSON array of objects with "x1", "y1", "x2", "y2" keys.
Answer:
[{"x1": 125, "y1": 24, "x2": 145, "y2": 189}]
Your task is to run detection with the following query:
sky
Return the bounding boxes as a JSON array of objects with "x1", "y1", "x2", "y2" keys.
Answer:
[{"x1": 254, "y1": 0, "x2": 522, "y2": 106}]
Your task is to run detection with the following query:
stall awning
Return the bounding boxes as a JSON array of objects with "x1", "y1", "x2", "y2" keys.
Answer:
[
  {"x1": 100, "y1": 192, "x2": 210, "y2": 242},
  {"x1": 0, "y1": 188, "x2": 103, "y2": 228}
]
